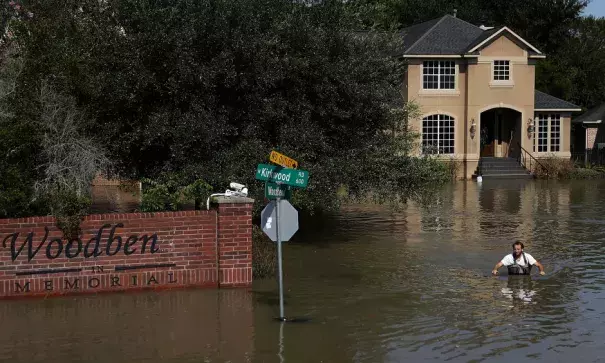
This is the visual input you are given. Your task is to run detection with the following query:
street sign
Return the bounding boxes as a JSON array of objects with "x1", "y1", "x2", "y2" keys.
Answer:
[
  {"x1": 265, "y1": 182, "x2": 291, "y2": 200},
  {"x1": 261, "y1": 199, "x2": 299, "y2": 242},
  {"x1": 255, "y1": 164, "x2": 309, "y2": 188},
  {"x1": 270, "y1": 150, "x2": 298, "y2": 169}
]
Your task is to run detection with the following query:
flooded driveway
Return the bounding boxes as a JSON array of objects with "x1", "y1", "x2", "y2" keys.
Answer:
[{"x1": 2, "y1": 179, "x2": 605, "y2": 362}]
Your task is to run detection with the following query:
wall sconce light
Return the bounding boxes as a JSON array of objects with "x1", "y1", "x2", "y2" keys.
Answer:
[
  {"x1": 470, "y1": 118, "x2": 476, "y2": 139},
  {"x1": 527, "y1": 118, "x2": 535, "y2": 137}
]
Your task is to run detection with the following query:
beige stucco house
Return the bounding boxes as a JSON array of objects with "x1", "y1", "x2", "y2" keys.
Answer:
[{"x1": 400, "y1": 14, "x2": 582, "y2": 179}]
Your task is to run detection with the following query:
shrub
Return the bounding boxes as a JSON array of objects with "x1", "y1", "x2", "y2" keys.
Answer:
[
  {"x1": 252, "y1": 225, "x2": 277, "y2": 279},
  {"x1": 139, "y1": 172, "x2": 213, "y2": 212},
  {"x1": 533, "y1": 156, "x2": 605, "y2": 179},
  {"x1": 568, "y1": 167, "x2": 605, "y2": 179},
  {"x1": 439, "y1": 156, "x2": 463, "y2": 181},
  {"x1": 533, "y1": 156, "x2": 575, "y2": 178}
]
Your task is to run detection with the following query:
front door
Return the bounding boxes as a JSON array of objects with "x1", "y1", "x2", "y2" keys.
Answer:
[
  {"x1": 481, "y1": 109, "x2": 517, "y2": 157},
  {"x1": 480, "y1": 111, "x2": 497, "y2": 157}
]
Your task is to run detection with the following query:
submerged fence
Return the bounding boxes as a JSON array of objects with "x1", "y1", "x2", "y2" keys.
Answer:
[{"x1": 571, "y1": 148, "x2": 605, "y2": 166}]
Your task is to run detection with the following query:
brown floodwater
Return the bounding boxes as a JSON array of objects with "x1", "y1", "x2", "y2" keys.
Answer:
[{"x1": 2, "y1": 179, "x2": 605, "y2": 362}]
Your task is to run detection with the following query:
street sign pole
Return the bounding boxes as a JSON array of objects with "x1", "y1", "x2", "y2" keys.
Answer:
[
  {"x1": 276, "y1": 197, "x2": 285, "y2": 320},
  {"x1": 259, "y1": 151, "x2": 310, "y2": 323}
]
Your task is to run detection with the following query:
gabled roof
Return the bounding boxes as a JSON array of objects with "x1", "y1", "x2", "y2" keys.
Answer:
[
  {"x1": 534, "y1": 91, "x2": 582, "y2": 112},
  {"x1": 400, "y1": 15, "x2": 543, "y2": 57},
  {"x1": 572, "y1": 103, "x2": 605, "y2": 124}
]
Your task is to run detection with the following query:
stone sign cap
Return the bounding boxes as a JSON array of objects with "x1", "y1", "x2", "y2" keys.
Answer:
[{"x1": 212, "y1": 196, "x2": 255, "y2": 204}]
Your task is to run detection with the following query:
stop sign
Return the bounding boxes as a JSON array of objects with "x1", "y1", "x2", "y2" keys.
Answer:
[{"x1": 261, "y1": 199, "x2": 299, "y2": 242}]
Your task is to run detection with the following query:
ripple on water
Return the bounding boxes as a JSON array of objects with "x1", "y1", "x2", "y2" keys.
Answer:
[{"x1": 4, "y1": 181, "x2": 605, "y2": 363}]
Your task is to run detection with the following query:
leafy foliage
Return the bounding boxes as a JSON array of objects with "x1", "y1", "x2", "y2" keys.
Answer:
[
  {"x1": 140, "y1": 172, "x2": 213, "y2": 212},
  {"x1": 1, "y1": 0, "x2": 453, "y2": 219},
  {"x1": 252, "y1": 224, "x2": 276, "y2": 278},
  {"x1": 7, "y1": 0, "x2": 599, "y2": 221},
  {"x1": 0, "y1": 42, "x2": 47, "y2": 218}
]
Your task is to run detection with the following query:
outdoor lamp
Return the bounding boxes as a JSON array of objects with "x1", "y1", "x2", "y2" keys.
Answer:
[
  {"x1": 527, "y1": 118, "x2": 535, "y2": 137},
  {"x1": 470, "y1": 118, "x2": 476, "y2": 139}
]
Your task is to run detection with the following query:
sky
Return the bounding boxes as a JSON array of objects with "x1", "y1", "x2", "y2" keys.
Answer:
[{"x1": 585, "y1": 0, "x2": 605, "y2": 17}]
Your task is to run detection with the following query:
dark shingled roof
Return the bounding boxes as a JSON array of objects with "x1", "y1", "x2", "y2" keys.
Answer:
[
  {"x1": 400, "y1": 15, "x2": 543, "y2": 56},
  {"x1": 464, "y1": 27, "x2": 502, "y2": 52},
  {"x1": 400, "y1": 18, "x2": 442, "y2": 53},
  {"x1": 534, "y1": 90, "x2": 582, "y2": 111},
  {"x1": 572, "y1": 103, "x2": 605, "y2": 123},
  {"x1": 402, "y1": 15, "x2": 485, "y2": 55}
]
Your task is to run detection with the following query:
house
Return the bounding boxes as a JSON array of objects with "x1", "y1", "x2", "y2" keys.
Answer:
[
  {"x1": 400, "y1": 13, "x2": 582, "y2": 179},
  {"x1": 570, "y1": 103, "x2": 605, "y2": 164}
]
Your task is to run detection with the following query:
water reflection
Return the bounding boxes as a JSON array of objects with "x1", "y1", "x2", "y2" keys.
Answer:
[
  {"x1": 3, "y1": 180, "x2": 605, "y2": 362},
  {"x1": 0, "y1": 289, "x2": 254, "y2": 363},
  {"x1": 500, "y1": 276, "x2": 538, "y2": 305}
]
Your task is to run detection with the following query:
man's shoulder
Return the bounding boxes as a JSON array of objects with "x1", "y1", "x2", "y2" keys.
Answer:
[{"x1": 523, "y1": 252, "x2": 537, "y2": 263}]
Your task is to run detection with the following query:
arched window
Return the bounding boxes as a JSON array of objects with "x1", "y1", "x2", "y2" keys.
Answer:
[{"x1": 422, "y1": 114, "x2": 455, "y2": 154}]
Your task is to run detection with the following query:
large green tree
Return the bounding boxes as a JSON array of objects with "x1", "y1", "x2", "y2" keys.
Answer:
[
  {"x1": 537, "y1": 16, "x2": 605, "y2": 109},
  {"x1": 2, "y1": 0, "x2": 450, "y2": 217},
  {"x1": 348, "y1": 0, "x2": 590, "y2": 51}
]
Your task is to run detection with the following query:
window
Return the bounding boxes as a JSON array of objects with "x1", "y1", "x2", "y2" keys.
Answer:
[
  {"x1": 550, "y1": 114, "x2": 560, "y2": 152},
  {"x1": 422, "y1": 61, "x2": 455, "y2": 90},
  {"x1": 422, "y1": 114, "x2": 455, "y2": 154},
  {"x1": 493, "y1": 60, "x2": 510, "y2": 81},
  {"x1": 533, "y1": 114, "x2": 561, "y2": 153},
  {"x1": 536, "y1": 114, "x2": 548, "y2": 152}
]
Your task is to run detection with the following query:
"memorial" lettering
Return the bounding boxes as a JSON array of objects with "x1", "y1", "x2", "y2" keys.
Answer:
[{"x1": 21, "y1": 273, "x2": 178, "y2": 293}]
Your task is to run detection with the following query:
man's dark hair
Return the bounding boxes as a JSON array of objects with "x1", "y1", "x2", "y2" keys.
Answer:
[{"x1": 512, "y1": 241, "x2": 524, "y2": 249}]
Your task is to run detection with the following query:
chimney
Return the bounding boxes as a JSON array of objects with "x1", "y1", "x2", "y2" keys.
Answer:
[{"x1": 453, "y1": 9, "x2": 457, "y2": 18}]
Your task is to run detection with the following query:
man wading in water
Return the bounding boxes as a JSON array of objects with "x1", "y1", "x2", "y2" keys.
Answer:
[{"x1": 492, "y1": 241, "x2": 546, "y2": 276}]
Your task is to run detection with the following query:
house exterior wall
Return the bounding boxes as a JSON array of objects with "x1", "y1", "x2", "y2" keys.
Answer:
[
  {"x1": 468, "y1": 35, "x2": 536, "y2": 158},
  {"x1": 406, "y1": 59, "x2": 467, "y2": 157}
]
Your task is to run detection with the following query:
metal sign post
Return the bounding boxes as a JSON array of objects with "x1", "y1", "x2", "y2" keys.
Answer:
[
  {"x1": 258, "y1": 150, "x2": 310, "y2": 323},
  {"x1": 276, "y1": 196, "x2": 285, "y2": 320}
]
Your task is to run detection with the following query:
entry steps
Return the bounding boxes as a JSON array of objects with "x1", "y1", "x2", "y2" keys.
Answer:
[{"x1": 473, "y1": 157, "x2": 533, "y2": 180}]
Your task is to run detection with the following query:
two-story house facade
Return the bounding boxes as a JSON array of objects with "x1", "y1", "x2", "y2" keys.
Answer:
[{"x1": 400, "y1": 14, "x2": 582, "y2": 179}]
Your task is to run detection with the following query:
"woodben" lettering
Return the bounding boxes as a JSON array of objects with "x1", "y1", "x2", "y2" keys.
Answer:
[{"x1": 1, "y1": 223, "x2": 159, "y2": 262}]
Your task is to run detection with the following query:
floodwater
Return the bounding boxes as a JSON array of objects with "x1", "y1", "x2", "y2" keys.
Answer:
[{"x1": 3, "y1": 179, "x2": 605, "y2": 362}]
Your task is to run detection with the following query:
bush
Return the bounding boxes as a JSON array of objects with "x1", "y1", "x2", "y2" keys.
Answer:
[
  {"x1": 438, "y1": 156, "x2": 463, "y2": 181},
  {"x1": 50, "y1": 189, "x2": 91, "y2": 241},
  {"x1": 533, "y1": 156, "x2": 575, "y2": 178},
  {"x1": 533, "y1": 156, "x2": 605, "y2": 179},
  {"x1": 252, "y1": 225, "x2": 277, "y2": 279},
  {"x1": 139, "y1": 172, "x2": 213, "y2": 212},
  {"x1": 568, "y1": 167, "x2": 605, "y2": 179}
]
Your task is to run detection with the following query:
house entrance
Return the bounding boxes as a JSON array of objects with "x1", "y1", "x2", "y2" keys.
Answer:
[{"x1": 480, "y1": 108, "x2": 522, "y2": 158}]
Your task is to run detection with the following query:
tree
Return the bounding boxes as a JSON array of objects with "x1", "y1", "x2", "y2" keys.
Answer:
[
  {"x1": 3, "y1": 0, "x2": 450, "y2": 218},
  {"x1": 538, "y1": 16, "x2": 605, "y2": 109}
]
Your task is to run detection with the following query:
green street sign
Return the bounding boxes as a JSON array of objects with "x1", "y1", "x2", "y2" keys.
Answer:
[
  {"x1": 265, "y1": 182, "x2": 291, "y2": 200},
  {"x1": 255, "y1": 164, "x2": 309, "y2": 188}
]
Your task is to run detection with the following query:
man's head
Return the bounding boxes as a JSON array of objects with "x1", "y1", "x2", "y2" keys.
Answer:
[{"x1": 512, "y1": 241, "x2": 524, "y2": 256}]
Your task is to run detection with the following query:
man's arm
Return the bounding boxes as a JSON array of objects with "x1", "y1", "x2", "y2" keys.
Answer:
[
  {"x1": 492, "y1": 262, "x2": 504, "y2": 275},
  {"x1": 534, "y1": 261, "x2": 546, "y2": 275}
]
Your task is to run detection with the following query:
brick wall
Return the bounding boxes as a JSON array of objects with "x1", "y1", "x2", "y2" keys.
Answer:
[
  {"x1": 0, "y1": 198, "x2": 253, "y2": 299},
  {"x1": 587, "y1": 127, "x2": 598, "y2": 149}
]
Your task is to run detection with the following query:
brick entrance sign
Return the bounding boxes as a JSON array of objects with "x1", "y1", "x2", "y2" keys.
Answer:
[{"x1": 0, "y1": 197, "x2": 253, "y2": 299}]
